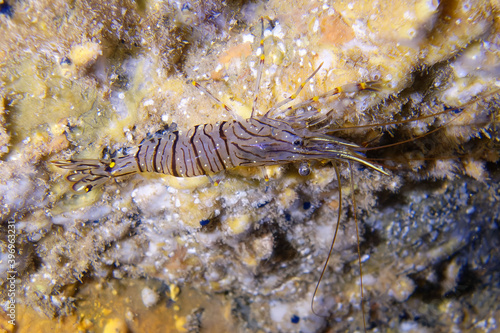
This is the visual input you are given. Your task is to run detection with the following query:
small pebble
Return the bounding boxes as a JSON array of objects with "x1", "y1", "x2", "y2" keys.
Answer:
[{"x1": 141, "y1": 287, "x2": 159, "y2": 308}]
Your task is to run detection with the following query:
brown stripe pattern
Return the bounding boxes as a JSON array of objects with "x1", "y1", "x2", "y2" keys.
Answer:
[
  {"x1": 133, "y1": 117, "x2": 319, "y2": 177},
  {"x1": 134, "y1": 122, "x2": 235, "y2": 177}
]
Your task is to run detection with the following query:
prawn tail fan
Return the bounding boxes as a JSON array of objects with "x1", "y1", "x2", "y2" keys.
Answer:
[{"x1": 52, "y1": 156, "x2": 139, "y2": 193}]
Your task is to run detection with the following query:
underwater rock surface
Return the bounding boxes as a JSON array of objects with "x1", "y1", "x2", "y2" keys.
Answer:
[{"x1": 0, "y1": 0, "x2": 499, "y2": 332}]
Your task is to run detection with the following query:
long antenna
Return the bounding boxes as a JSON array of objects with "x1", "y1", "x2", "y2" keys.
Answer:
[{"x1": 311, "y1": 163, "x2": 342, "y2": 316}]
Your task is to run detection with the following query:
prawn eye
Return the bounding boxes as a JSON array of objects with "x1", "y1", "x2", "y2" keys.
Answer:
[{"x1": 293, "y1": 139, "x2": 303, "y2": 146}]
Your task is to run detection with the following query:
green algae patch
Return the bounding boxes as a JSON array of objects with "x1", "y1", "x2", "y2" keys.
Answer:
[{"x1": 4, "y1": 56, "x2": 111, "y2": 150}]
